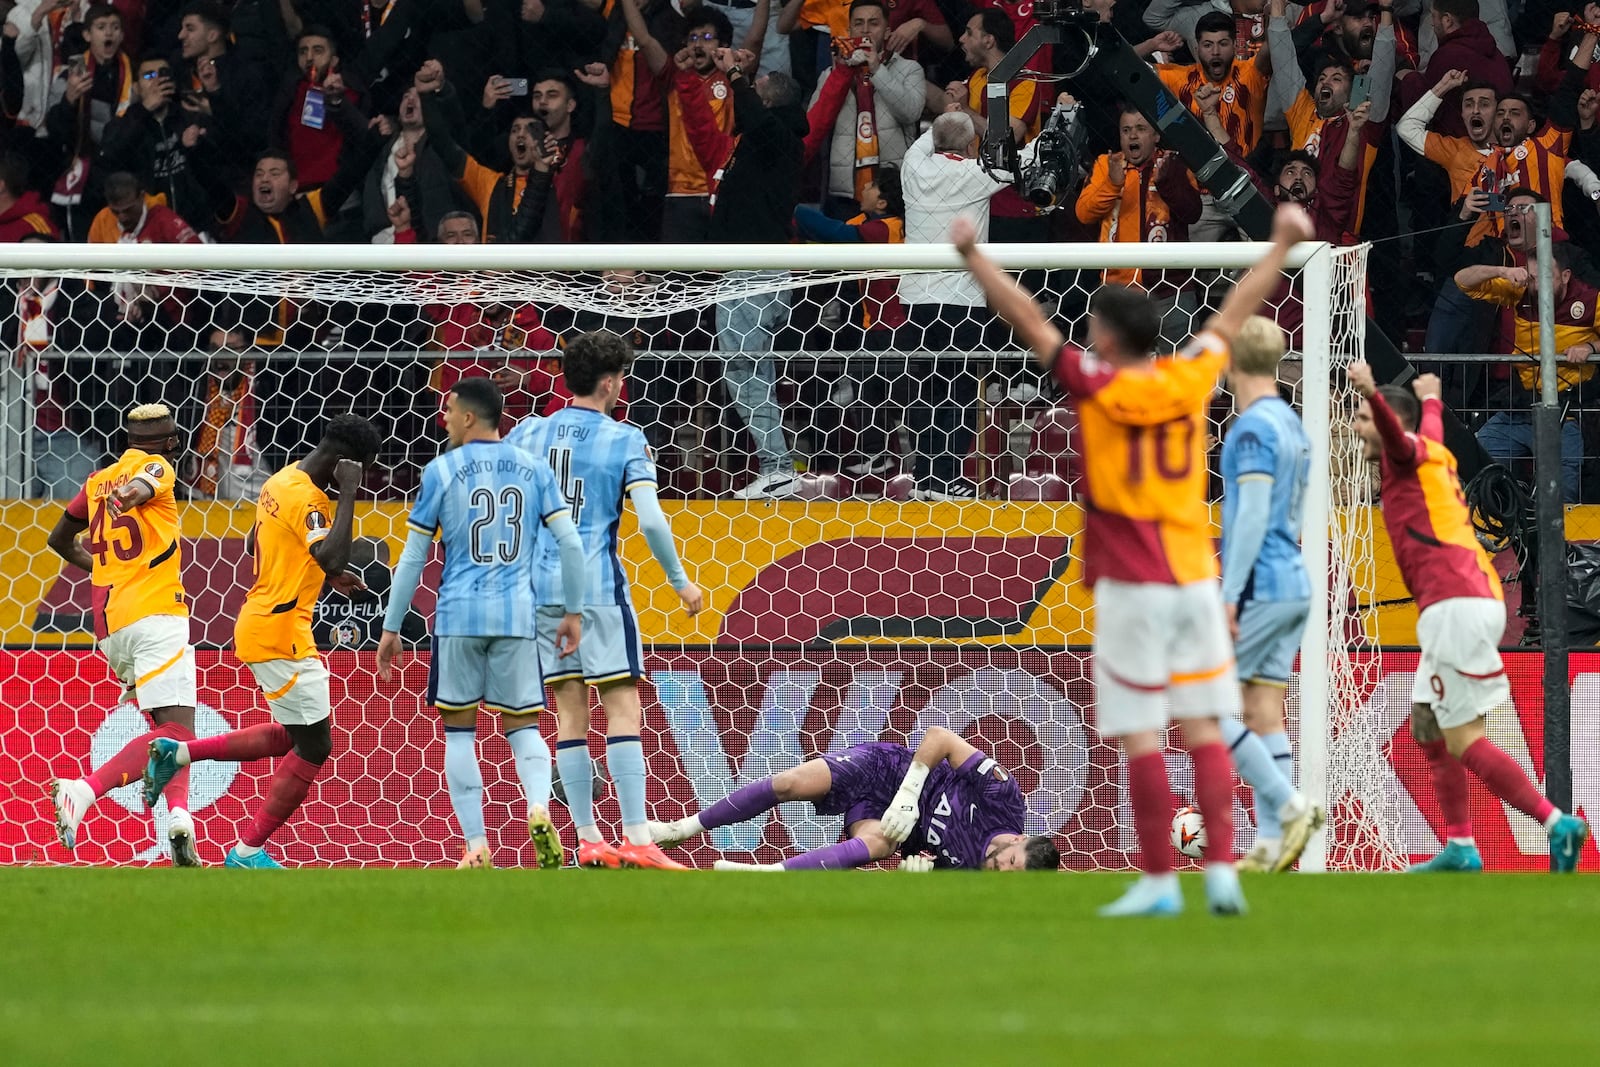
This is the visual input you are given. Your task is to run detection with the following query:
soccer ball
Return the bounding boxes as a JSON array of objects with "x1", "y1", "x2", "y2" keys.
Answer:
[{"x1": 1171, "y1": 806, "x2": 1207, "y2": 859}]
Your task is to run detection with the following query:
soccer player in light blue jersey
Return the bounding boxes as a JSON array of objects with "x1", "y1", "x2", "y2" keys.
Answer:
[
  {"x1": 507, "y1": 330, "x2": 704, "y2": 871},
  {"x1": 376, "y1": 377, "x2": 589, "y2": 870},
  {"x1": 1220, "y1": 317, "x2": 1325, "y2": 873}
]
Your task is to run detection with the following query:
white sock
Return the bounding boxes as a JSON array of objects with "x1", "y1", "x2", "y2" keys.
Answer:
[
  {"x1": 1544, "y1": 810, "x2": 1566, "y2": 832},
  {"x1": 176, "y1": 743, "x2": 192, "y2": 766},
  {"x1": 577, "y1": 825, "x2": 603, "y2": 844},
  {"x1": 168, "y1": 807, "x2": 192, "y2": 833},
  {"x1": 234, "y1": 842, "x2": 261, "y2": 858},
  {"x1": 679, "y1": 815, "x2": 705, "y2": 837}
]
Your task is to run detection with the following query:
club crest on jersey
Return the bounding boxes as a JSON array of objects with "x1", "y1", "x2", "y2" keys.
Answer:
[
  {"x1": 1222, "y1": 85, "x2": 1237, "y2": 105},
  {"x1": 1573, "y1": 300, "x2": 1587, "y2": 320},
  {"x1": 1513, "y1": 145, "x2": 1528, "y2": 161},
  {"x1": 711, "y1": 80, "x2": 728, "y2": 100}
]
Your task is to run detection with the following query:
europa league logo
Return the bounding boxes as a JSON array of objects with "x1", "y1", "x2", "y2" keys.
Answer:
[{"x1": 88, "y1": 702, "x2": 241, "y2": 862}]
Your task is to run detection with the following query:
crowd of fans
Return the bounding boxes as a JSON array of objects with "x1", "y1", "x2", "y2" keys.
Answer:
[{"x1": 3, "y1": 0, "x2": 1600, "y2": 500}]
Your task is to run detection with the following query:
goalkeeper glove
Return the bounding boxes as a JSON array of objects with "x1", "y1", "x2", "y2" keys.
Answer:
[
  {"x1": 879, "y1": 761, "x2": 929, "y2": 843},
  {"x1": 900, "y1": 852, "x2": 934, "y2": 873}
]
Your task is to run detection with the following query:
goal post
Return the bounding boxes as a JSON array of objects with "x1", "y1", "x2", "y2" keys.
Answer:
[{"x1": 0, "y1": 239, "x2": 1403, "y2": 870}]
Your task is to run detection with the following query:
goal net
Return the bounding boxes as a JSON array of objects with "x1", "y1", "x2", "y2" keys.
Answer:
[{"x1": 0, "y1": 240, "x2": 1401, "y2": 871}]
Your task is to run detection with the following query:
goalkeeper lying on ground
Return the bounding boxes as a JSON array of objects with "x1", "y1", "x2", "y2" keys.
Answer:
[{"x1": 651, "y1": 727, "x2": 1061, "y2": 871}]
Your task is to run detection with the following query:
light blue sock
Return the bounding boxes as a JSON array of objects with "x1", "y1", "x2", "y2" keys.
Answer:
[
  {"x1": 1220, "y1": 716, "x2": 1293, "y2": 840},
  {"x1": 443, "y1": 726, "x2": 486, "y2": 848},
  {"x1": 505, "y1": 724, "x2": 553, "y2": 812},
  {"x1": 1259, "y1": 731, "x2": 1296, "y2": 839},
  {"x1": 606, "y1": 734, "x2": 650, "y2": 845},
  {"x1": 556, "y1": 739, "x2": 597, "y2": 840}
]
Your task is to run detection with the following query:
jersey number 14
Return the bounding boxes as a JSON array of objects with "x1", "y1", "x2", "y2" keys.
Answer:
[{"x1": 547, "y1": 447, "x2": 586, "y2": 525}]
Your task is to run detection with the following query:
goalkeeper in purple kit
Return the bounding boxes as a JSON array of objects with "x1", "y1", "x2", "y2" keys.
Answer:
[{"x1": 651, "y1": 727, "x2": 1061, "y2": 871}]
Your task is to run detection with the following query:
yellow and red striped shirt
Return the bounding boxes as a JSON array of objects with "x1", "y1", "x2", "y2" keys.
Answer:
[{"x1": 1157, "y1": 60, "x2": 1269, "y2": 154}]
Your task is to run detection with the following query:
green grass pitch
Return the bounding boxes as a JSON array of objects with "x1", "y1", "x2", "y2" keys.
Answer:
[{"x1": 4, "y1": 870, "x2": 1598, "y2": 1065}]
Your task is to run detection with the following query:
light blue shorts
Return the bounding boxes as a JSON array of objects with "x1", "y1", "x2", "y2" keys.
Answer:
[
  {"x1": 538, "y1": 604, "x2": 645, "y2": 687},
  {"x1": 427, "y1": 635, "x2": 546, "y2": 715},
  {"x1": 1235, "y1": 598, "x2": 1310, "y2": 686}
]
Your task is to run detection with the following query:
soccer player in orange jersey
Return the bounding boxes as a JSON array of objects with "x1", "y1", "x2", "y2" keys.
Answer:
[
  {"x1": 45, "y1": 404, "x2": 202, "y2": 865},
  {"x1": 143, "y1": 416, "x2": 382, "y2": 868},
  {"x1": 1345, "y1": 364, "x2": 1590, "y2": 872},
  {"x1": 955, "y1": 202, "x2": 1315, "y2": 916}
]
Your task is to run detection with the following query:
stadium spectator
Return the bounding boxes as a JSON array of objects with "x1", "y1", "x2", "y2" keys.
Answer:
[
  {"x1": 524, "y1": 71, "x2": 594, "y2": 242},
  {"x1": 271, "y1": 26, "x2": 365, "y2": 190},
  {"x1": 778, "y1": 0, "x2": 949, "y2": 96},
  {"x1": 1401, "y1": 57, "x2": 1589, "y2": 251},
  {"x1": 98, "y1": 52, "x2": 229, "y2": 234},
  {"x1": 1395, "y1": 0, "x2": 1511, "y2": 139},
  {"x1": 1416, "y1": 0, "x2": 1512, "y2": 67},
  {"x1": 677, "y1": 46, "x2": 807, "y2": 498},
  {"x1": 1144, "y1": 0, "x2": 1273, "y2": 56},
  {"x1": 1245, "y1": 108, "x2": 1367, "y2": 349},
  {"x1": 1427, "y1": 187, "x2": 1556, "y2": 378},
  {"x1": 4, "y1": 0, "x2": 82, "y2": 137},
  {"x1": 174, "y1": 2, "x2": 271, "y2": 189},
  {"x1": 0, "y1": 151, "x2": 58, "y2": 239},
  {"x1": 415, "y1": 59, "x2": 561, "y2": 243},
  {"x1": 892, "y1": 111, "x2": 1010, "y2": 501},
  {"x1": 587, "y1": 0, "x2": 688, "y2": 243},
  {"x1": 41, "y1": 3, "x2": 129, "y2": 240},
  {"x1": 1267, "y1": 0, "x2": 1394, "y2": 228},
  {"x1": 1456, "y1": 241, "x2": 1598, "y2": 502},
  {"x1": 808, "y1": 0, "x2": 925, "y2": 220},
  {"x1": 658, "y1": 6, "x2": 737, "y2": 243},
  {"x1": 355, "y1": 86, "x2": 466, "y2": 243},
  {"x1": 85, "y1": 170, "x2": 201, "y2": 350},
  {"x1": 1076, "y1": 102, "x2": 1203, "y2": 345},
  {"x1": 1155, "y1": 9, "x2": 1272, "y2": 238},
  {"x1": 941, "y1": 10, "x2": 1050, "y2": 244}
]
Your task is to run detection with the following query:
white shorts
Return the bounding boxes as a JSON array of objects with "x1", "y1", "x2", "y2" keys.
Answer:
[
  {"x1": 1411, "y1": 597, "x2": 1510, "y2": 729},
  {"x1": 247, "y1": 656, "x2": 332, "y2": 726},
  {"x1": 99, "y1": 614, "x2": 196, "y2": 711},
  {"x1": 1093, "y1": 578, "x2": 1241, "y2": 737}
]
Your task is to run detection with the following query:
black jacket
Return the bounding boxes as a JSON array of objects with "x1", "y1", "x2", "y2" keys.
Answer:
[{"x1": 709, "y1": 77, "x2": 806, "y2": 244}]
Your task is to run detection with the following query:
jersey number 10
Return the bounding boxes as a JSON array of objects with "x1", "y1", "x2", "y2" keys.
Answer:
[{"x1": 1125, "y1": 417, "x2": 1196, "y2": 484}]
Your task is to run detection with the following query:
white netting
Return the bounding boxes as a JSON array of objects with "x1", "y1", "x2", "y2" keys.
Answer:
[
  {"x1": 1317, "y1": 243, "x2": 1407, "y2": 873},
  {"x1": 0, "y1": 242, "x2": 1399, "y2": 871}
]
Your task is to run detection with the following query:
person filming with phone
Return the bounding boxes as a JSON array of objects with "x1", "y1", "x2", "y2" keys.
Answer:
[{"x1": 414, "y1": 59, "x2": 563, "y2": 243}]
